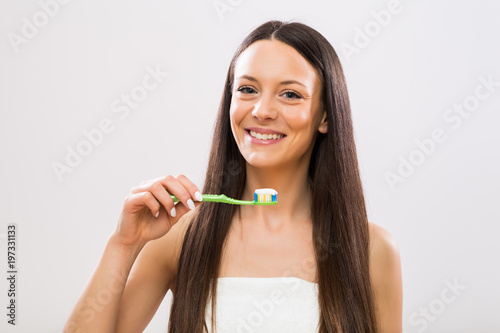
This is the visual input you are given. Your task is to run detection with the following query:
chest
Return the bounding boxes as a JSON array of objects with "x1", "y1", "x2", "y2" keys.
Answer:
[{"x1": 219, "y1": 218, "x2": 317, "y2": 283}]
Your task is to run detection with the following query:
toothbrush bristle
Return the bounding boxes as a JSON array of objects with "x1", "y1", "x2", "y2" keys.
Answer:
[{"x1": 253, "y1": 188, "x2": 278, "y2": 203}]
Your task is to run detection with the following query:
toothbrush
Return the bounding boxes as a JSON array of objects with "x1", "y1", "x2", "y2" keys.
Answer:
[{"x1": 170, "y1": 188, "x2": 278, "y2": 205}]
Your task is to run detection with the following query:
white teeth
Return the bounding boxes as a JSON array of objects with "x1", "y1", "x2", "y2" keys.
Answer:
[{"x1": 249, "y1": 130, "x2": 284, "y2": 140}]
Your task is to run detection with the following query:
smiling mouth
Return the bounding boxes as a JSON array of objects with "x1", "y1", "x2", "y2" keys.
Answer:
[{"x1": 246, "y1": 130, "x2": 286, "y2": 140}]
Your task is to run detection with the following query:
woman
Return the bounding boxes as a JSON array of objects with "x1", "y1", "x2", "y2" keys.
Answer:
[{"x1": 65, "y1": 20, "x2": 402, "y2": 333}]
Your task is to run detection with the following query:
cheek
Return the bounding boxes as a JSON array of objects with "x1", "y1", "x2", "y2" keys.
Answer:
[
  {"x1": 285, "y1": 108, "x2": 313, "y2": 129},
  {"x1": 230, "y1": 98, "x2": 249, "y2": 126}
]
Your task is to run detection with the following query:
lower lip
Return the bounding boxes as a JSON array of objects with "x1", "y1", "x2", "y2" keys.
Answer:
[{"x1": 245, "y1": 130, "x2": 286, "y2": 145}]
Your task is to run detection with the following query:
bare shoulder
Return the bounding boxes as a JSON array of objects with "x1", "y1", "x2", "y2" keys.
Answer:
[
  {"x1": 367, "y1": 221, "x2": 403, "y2": 332},
  {"x1": 367, "y1": 221, "x2": 401, "y2": 283},
  {"x1": 368, "y1": 221, "x2": 400, "y2": 261}
]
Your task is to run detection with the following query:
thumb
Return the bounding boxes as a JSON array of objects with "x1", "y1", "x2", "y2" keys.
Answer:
[{"x1": 171, "y1": 200, "x2": 202, "y2": 222}]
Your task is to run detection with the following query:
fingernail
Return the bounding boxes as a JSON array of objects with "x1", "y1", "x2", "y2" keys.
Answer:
[
  {"x1": 195, "y1": 191, "x2": 203, "y2": 202},
  {"x1": 187, "y1": 199, "x2": 195, "y2": 210},
  {"x1": 155, "y1": 211, "x2": 160, "y2": 218},
  {"x1": 170, "y1": 207, "x2": 176, "y2": 217}
]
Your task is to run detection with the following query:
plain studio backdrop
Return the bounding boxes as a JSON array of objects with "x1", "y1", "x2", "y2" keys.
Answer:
[{"x1": 0, "y1": 0, "x2": 499, "y2": 332}]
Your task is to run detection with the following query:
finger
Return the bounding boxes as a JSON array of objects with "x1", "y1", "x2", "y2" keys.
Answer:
[
  {"x1": 176, "y1": 174, "x2": 203, "y2": 202},
  {"x1": 131, "y1": 175, "x2": 199, "y2": 213},
  {"x1": 133, "y1": 176, "x2": 165, "y2": 193},
  {"x1": 124, "y1": 192, "x2": 161, "y2": 217},
  {"x1": 169, "y1": 197, "x2": 202, "y2": 224},
  {"x1": 129, "y1": 177, "x2": 184, "y2": 217},
  {"x1": 148, "y1": 181, "x2": 177, "y2": 217},
  {"x1": 159, "y1": 175, "x2": 195, "y2": 212}
]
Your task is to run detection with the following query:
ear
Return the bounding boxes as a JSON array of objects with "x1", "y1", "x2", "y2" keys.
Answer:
[{"x1": 318, "y1": 110, "x2": 327, "y2": 134}]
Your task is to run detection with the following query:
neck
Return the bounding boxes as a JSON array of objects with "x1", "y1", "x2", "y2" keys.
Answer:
[{"x1": 238, "y1": 158, "x2": 313, "y2": 230}]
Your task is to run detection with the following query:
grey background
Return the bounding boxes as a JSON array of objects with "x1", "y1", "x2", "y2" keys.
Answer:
[{"x1": 0, "y1": 0, "x2": 498, "y2": 332}]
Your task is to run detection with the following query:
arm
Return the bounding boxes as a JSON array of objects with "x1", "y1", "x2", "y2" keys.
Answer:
[
  {"x1": 64, "y1": 174, "x2": 201, "y2": 333},
  {"x1": 369, "y1": 222, "x2": 403, "y2": 333},
  {"x1": 64, "y1": 209, "x2": 194, "y2": 333},
  {"x1": 63, "y1": 234, "x2": 145, "y2": 333},
  {"x1": 115, "y1": 209, "x2": 194, "y2": 332}
]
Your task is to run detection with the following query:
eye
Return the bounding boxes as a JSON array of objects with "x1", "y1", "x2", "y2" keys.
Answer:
[
  {"x1": 281, "y1": 90, "x2": 303, "y2": 100},
  {"x1": 237, "y1": 86, "x2": 257, "y2": 94}
]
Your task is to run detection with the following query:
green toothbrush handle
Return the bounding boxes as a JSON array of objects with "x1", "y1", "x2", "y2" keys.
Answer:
[
  {"x1": 169, "y1": 194, "x2": 276, "y2": 205},
  {"x1": 170, "y1": 194, "x2": 254, "y2": 205}
]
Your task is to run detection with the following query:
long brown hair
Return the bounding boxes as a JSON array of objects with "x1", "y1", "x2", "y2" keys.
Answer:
[{"x1": 168, "y1": 20, "x2": 378, "y2": 333}]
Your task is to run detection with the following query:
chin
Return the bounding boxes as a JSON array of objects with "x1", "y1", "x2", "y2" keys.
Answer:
[{"x1": 243, "y1": 154, "x2": 285, "y2": 169}]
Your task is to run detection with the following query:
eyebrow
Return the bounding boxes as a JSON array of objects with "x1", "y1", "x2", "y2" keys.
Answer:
[{"x1": 235, "y1": 75, "x2": 307, "y2": 88}]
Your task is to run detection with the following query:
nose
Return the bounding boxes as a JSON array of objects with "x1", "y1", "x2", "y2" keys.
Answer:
[{"x1": 251, "y1": 92, "x2": 278, "y2": 121}]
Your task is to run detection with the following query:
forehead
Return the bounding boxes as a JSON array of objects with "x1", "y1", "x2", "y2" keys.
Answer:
[{"x1": 233, "y1": 39, "x2": 321, "y2": 88}]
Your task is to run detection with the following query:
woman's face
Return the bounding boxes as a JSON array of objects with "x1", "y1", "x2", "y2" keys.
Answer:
[{"x1": 230, "y1": 39, "x2": 327, "y2": 169}]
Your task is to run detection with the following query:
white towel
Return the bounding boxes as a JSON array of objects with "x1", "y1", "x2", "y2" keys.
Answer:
[{"x1": 204, "y1": 277, "x2": 320, "y2": 333}]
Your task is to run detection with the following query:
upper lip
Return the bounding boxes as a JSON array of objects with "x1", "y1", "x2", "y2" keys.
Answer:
[{"x1": 245, "y1": 127, "x2": 286, "y2": 136}]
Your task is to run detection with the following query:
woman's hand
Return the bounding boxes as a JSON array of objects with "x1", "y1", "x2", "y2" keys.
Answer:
[{"x1": 113, "y1": 174, "x2": 203, "y2": 248}]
